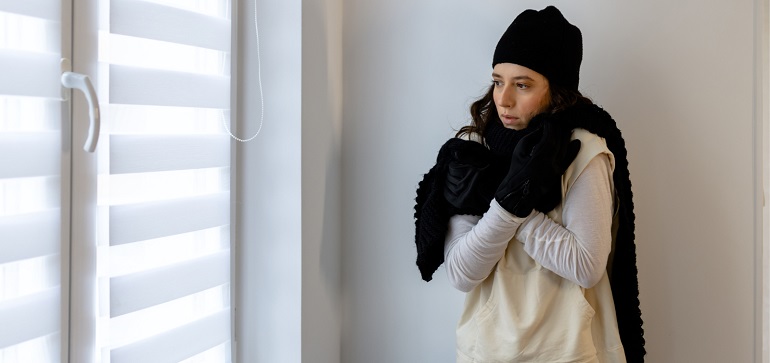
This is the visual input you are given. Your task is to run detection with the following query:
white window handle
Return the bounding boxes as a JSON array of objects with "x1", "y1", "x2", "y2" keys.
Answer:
[{"x1": 61, "y1": 71, "x2": 100, "y2": 152}]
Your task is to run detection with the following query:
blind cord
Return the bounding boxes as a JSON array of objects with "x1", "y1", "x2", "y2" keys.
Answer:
[{"x1": 223, "y1": 0, "x2": 264, "y2": 142}]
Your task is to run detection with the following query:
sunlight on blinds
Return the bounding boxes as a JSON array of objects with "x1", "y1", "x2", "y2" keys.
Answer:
[
  {"x1": 97, "y1": 0, "x2": 232, "y2": 362},
  {"x1": 0, "y1": 3, "x2": 63, "y2": 363}
]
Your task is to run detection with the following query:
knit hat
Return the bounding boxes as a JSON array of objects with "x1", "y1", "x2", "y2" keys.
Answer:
[{"x1": 493, "y1": 6, "x2": 583, "y2": 90}]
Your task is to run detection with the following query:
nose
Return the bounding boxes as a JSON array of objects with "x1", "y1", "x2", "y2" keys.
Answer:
[{"x1": 497, "y1": 85, "x2": 515, "y2": 108}]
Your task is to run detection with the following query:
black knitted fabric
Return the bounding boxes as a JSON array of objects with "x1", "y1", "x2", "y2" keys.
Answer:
[
  {"x1": 493, "y1": 6, "x2": 583, "y2": 91},
  {"x1": 413, "y1": 138, "x2": 457, "y2": 282},
  {"x1": 413, "y1": 104, "x2": 645, "y2": 361},
  {"x1": 550, "y1": 104, "x2": 646, "y2": 362},
  {"x1": 484, "y1": 117, "x2": 530, "y2": 157},
  {"x1": 414, "y1": 120, "x2": 532, "y2": 281}
]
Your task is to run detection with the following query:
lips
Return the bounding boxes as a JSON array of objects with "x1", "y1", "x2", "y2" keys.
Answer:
[{"x1": 500, "y1": 114, "x2": 518, "y2": 124}]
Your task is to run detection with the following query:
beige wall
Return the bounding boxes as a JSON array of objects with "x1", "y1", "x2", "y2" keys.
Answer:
[
  {"x1": 341, "y1": 0, "x2": 760, "y2": 362},
  {"x1": 301, "y1": 0, "x2": 343, "y2": 361},
  {"x1": 236, "y1": 0, "x2": 765, "y2": 362}
]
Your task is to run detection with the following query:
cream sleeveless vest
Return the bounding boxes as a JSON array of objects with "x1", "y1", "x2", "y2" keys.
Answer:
[{"x1": 456, "y1": 129, "x2": 626, "y2": 363}]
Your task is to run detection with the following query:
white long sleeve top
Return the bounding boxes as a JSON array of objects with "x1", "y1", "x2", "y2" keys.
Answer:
[{"x1": 444, "y1": 154, "x2": 614, "y2": 292}]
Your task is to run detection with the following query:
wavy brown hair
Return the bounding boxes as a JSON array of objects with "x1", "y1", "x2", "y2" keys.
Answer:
[{"x1": 455, "y1": 83, "x2": 593, "y2": 139}]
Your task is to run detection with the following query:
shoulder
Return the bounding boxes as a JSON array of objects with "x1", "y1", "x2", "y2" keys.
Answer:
[
  {"x1": 434, "y1": 133, "x2": 488, "y2": 165},
  {"x1": 566, "y1": 128, "x2": 615, "y2": 187},
  {"x1": 457, "y1": 131, "x2": 484, "y2": 145},
  {"x1": 572, "y1": 128, "x2": 606, "y2": 151},
  {"x1": 571, "y1": 129, "x2": 613, "y2": 165}
]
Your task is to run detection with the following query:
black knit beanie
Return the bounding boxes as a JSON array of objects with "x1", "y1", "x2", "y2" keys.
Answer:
[{"x1": 493, "y1": 6, "x2": 583, "y2": 90}]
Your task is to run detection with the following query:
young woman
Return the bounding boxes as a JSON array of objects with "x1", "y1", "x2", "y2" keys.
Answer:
[{"x1": 414, "y1": 6, "x2": 645, "y2": 362}]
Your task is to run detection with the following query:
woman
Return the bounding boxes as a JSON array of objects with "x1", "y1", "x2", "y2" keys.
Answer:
[{"x1": 413, "y1": 6, "x2": 645, "y2": 362}]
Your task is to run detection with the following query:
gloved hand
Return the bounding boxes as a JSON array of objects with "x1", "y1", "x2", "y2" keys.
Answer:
[
  {"x1": 533, "y1": 121, "x2": 582, "y2": 214},
  {"x1": 443, "y1": 140, "x2": 498, "y2": 215},
  {"x1": 494, "y1": 121, "x2": 581, "y2": 217}
]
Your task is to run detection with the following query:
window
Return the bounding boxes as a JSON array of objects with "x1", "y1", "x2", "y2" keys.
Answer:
[
  {"x1": 0, "y1": 0, "x2": 234, "y2": 361},
  {"x1": 0, "y1": 1, "x2": 64, "y2": 361}
]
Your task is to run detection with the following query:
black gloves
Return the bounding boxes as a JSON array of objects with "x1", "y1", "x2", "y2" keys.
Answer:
[
  {"x1": 495, "y1": 121, "x2": 581, "y2": 217},
  {"x1": 443, "y1": 140, "x2": 499, "y2": 215},
  {"x1": 443, "y1": 121, "x2": 580, "y2": 218}
]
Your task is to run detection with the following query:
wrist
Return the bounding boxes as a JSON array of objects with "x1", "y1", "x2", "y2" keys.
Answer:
[
  {"x1": 491, "y1": 198, "x2": 531, "y2": 222},
  {"x1": 495, "y1": 178, "x2": 534, "y2": 217}
]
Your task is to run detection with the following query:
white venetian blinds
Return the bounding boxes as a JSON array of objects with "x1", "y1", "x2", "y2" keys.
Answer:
[
  {"x1": 97, "y1": 0, "x2": 232, "y2": 362},
  {"x1": 0, "y1": 1, "x2": 63, "y2": 362}
]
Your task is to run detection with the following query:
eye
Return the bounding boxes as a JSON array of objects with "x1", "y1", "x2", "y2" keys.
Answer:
[
  {"x1": 492, "y1": 80, "x2": 502, "y2": 87},
  {"x1": 516, "y1": 83, "x2": 530, "y2": 90}
]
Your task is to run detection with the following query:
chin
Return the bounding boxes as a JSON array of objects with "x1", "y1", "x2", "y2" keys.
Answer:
[{"x1": 502, "y1": 121, "x2": 529, "y2": 130}]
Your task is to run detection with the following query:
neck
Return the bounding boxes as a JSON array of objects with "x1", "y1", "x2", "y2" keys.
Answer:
[{"x1": 484, "y1": 116, "x2": 541, "y2": 157}]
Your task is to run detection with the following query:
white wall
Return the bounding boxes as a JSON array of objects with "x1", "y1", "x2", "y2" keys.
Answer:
[
  {"x1": 341, "y1": 1, "x2": 760, "y2": 362},
  {"x1": 235, "y1": 0, "x2": 302, "y2": 361},
  {"x1": 235, "y1": 0, "x2": 343, "y2": 361}
]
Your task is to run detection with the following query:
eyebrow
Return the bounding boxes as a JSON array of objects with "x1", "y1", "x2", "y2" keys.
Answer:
[{"x1": 491, "y1": 73, "x2": 535, "y2": 81}]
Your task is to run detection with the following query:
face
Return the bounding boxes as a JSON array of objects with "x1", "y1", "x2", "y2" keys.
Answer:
[{"x1": 492, "y1": 63, "x2": 551, "y2": 130}]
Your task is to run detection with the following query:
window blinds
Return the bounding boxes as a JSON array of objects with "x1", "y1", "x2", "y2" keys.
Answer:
[
  {"x1": 97, "y1": 0, "x2": 232, "y2": 362},
  {"x1": 0, "y1": 1, "x2": 64, "y2": 362}
]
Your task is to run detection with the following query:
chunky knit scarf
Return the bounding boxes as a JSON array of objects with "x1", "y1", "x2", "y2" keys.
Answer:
[
  {"x1": 413, "y1": 103, "x2": 645, "y2": 362},
  {"x1": 413, "y1": 116, "x2": 534, "y2": 281}
]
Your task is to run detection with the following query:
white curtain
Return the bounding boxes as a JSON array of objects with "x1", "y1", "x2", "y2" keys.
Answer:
[
  {"x1": 97, "y1": 0, "x2": 232, "y2": 362},
  {"x1": 0, "y1": 1, "x2": 64, "y2": 362}
]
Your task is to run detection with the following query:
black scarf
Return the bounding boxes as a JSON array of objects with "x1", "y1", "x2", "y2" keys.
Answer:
[
  {"x1": 413, "y1": 103, "x2": 645, "y2": 362},
  {"x1": 413, "y1": 117, "x2": 533, "y2": 281}
]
